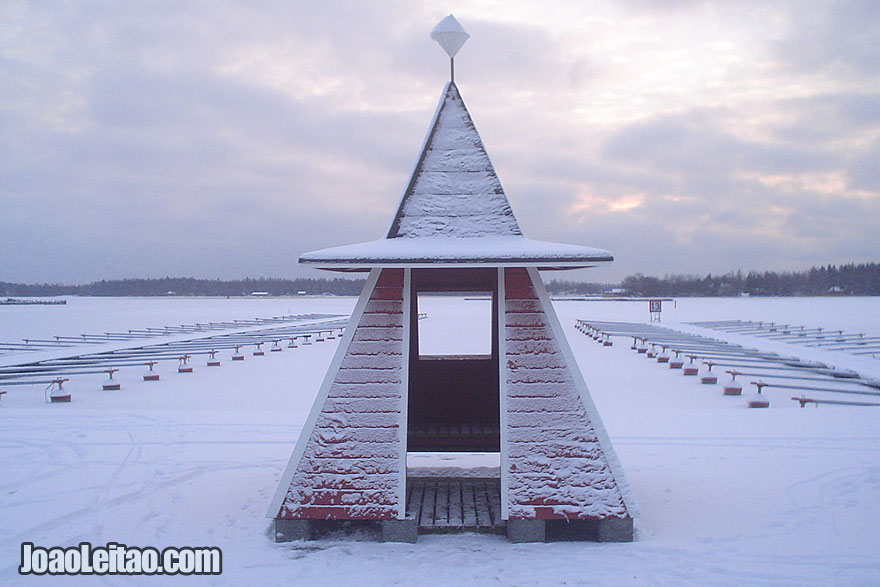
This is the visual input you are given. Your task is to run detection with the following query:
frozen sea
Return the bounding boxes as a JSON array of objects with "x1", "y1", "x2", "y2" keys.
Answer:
[{"x1": 0, "y1": 295, "x2": 878, "y2": 585}]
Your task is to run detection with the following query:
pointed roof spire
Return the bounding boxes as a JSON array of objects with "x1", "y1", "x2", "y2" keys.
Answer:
[
  {"x1": 297, "y1": 18, "x2": 613, "y2": 271},
  {"x1": 387, "y1": 82, "x2": 520, "y2": 239}
]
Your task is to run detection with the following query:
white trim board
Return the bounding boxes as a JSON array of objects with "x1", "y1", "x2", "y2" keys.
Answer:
[
  {"x1": 398, "y1": 268, "x2": 412, "y2": 519},
  {"x1": 498, "y1": 267, "x2": 510, "y2": 520}
]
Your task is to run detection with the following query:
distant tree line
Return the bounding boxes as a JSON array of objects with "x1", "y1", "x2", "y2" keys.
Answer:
[
  {"x1": 2, "y1": 262, "x2": 877, "y2": 298},
  {"x1": 543, "y1": 280, "x2": 613, "y2": 296},
  {"x1": 0, "y1": 276, "x2": 366, "y2": 297},
  {"x1": 546, "y1": 262, "x2": 880, "y2": 297}
]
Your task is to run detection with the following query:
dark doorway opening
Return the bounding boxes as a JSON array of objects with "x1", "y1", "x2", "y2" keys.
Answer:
[{"x1": 407, "y1": 268, "x2": 500, "y2": 452}]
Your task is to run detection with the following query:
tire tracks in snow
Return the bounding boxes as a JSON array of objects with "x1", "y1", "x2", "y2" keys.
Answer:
[{"x1": 0, "y1": 467, "x2": 206, "y2": 567}]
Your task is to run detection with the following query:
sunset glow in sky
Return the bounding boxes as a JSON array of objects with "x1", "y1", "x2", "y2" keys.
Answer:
[{"x1": 2, "y1": 0, "x2": 877, "y2": 283}]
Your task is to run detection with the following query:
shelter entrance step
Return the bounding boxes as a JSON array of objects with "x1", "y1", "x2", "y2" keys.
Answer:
[{"x1": 406, "y1": 477, "x2": 505, "y2": 534}]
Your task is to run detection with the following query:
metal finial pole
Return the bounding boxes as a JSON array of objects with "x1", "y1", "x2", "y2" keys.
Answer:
[{"x1": 432, "y1": 14, "x2": 468, "y2": 82}]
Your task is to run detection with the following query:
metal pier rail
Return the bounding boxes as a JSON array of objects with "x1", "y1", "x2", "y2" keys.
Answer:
[
  {"x1": 575, "y1": 319, "x2": 880, "y2": 408},
  {"x1": 0, "y1": 313, "x2": 349, "y2": 388},
  {"x1": 686, "y1": 320, "x2": 880, "y2": 359}
]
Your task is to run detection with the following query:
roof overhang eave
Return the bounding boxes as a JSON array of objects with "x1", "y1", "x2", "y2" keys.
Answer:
[{"x1": 299, "y1": 257, "x2": 612, "y2": 272}]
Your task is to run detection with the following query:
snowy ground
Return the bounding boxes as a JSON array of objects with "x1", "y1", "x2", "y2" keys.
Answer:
[{"x1": 1, "y1": 295, "x2": 878, "y2": 585}]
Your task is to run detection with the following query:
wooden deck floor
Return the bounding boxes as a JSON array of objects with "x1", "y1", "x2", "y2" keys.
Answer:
[{"x1": 406, "y1": 477, "x2": 505, "y2": 534}]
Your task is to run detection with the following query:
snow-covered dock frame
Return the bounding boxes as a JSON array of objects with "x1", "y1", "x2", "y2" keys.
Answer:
[
  {"x1": 688, "y1": 319, "x2": 880, "y2": 357},
  {"x1": 576, "y1": 320, "x2": 880, "y2": 403},
  {"x1": 0, "y1": 298, "x2": 66, "y2": 305},
  {"x1": 0, "y1": 314, "x2": 348, "y2": 387}
]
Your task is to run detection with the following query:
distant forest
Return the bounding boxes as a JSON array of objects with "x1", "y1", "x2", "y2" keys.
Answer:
[
  {"x1": 0, "y1": 277, "x2": 365, "y2": 297},
  {"x1": 2, "y1": 262, "x2": 878, "y2": 298},
  {"x1": 547, "y1": 262, "x2": 880, "y2": 297}
]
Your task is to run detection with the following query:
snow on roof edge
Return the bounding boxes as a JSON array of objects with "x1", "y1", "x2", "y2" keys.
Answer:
[
  {"x1": 299, "y1": 236, "x2": 613, "y2": 269},
  {"x1": 385, "y1": 81, "x2": 452, "y2": 239},
  {"x1": 386, "y1": 81, "x2": 522, "y2": 238}
]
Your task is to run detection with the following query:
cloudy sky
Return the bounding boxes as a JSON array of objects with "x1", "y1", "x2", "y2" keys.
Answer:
[{"x1": 2, "y1": 0, "x2": 877, "y2": 284}]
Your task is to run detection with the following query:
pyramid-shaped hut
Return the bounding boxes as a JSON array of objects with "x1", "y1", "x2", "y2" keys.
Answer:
[{"x1": 269, "y1": 16, "x2": 637, "y2": 543}]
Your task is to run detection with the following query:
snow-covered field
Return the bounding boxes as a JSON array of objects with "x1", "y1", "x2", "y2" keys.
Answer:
[{"x1": 1, "y1": 295, "x2": 878, "y2": 585}]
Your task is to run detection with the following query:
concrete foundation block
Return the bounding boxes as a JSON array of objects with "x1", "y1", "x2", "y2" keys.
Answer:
[
  {"x1": 274, "y1": 518, "x2": 313, "y2": 542},
  {"x1": 507, "y1": 519, "x2": 545, "y2": 543},
  {"x1": 381, "y1": 518, "x2": 418, "y2": 543},
  {"x1": 597, "y1": 517, "x2": 634, "y2": 542}
]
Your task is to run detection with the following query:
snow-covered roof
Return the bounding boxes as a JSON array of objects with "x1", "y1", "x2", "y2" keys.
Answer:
[
  {"x1": 388, "y1": 81, "x2": 521, "y2": 239},
  {"x1": 300, "y1": 81, "x2": 613, "y2": 271},
  {"x1": 300, "y1": 236, "x2": 612, "y2": 270}
]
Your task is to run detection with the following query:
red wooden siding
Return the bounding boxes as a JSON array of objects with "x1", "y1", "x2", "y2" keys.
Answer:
[
  {"x1": 503, "y1": 268, "x2": 628, "y2": 520},
  {"x1": 278, "y1": 269, "x2": 405, "y2": 520}
]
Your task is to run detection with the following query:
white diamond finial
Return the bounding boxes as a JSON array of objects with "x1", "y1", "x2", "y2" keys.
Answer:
[{"x1": 431, "y1": 14, "x2": 469, "y2": 59}]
